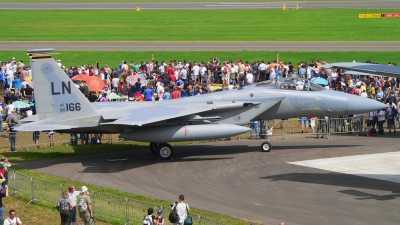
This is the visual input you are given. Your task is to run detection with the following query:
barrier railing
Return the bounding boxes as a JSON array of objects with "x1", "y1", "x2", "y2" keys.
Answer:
[{"x1": 8, "y1": 169, "x2": 227, "y2": 225}]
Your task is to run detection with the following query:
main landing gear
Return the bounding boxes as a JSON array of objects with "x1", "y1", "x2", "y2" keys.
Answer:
[{"x1": 149, "y1": 142, "x2": 174, "y2": 160}]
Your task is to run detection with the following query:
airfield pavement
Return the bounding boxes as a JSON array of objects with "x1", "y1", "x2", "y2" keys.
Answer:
[{"x1": 19, "y1": 133, "x2": 400, "y2": 225}]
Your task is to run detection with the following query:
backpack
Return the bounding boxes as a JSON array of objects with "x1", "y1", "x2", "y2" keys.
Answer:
[
  {"x1": 222, "y1": 67, "x2": 228, "y2": 74},
  {"x1": 168, "y1": 204, "x2": 180, "y2": 223},
  {"x1": 0, "y1": 162, "x2": 7, "y2": 173},
  {"x1": 390, "y1": 106, "x2": 398, "y2": 117},
  {"x1": 142, "y1": 215, "x2": 153, "y2": 225},
  {"x1": 78, "y1": 195, "x2": 88, "y2": 213}
]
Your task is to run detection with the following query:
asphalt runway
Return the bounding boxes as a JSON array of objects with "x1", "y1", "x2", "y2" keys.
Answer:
[
  {"x1": 2, "y1": 41, "x2": 400, "y2": 51},
  {"x1": 1, "y1": 1, "x2": 399, "y2": 10},
  {"x1": 19, "y1": 134, "x2": 400, "y2": 225}
]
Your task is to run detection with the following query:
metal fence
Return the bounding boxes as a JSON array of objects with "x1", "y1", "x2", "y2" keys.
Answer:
[
  {"x1": 8, "y1": 169, "x2": 227, "y2": 225},
  {"x1": 239, "y1": 116, "x2": 375, "y2": 141},
  {"x1": 0, "y1": 131, "x2": 119, "y2": 151}
]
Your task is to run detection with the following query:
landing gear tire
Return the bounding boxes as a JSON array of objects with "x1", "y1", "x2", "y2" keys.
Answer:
[
  {"x1": 157, "y1": 143, "x2": 174, "y2": 160},
  {"x1": 149, "y1": 142, "x2": 159, "y2": 154},
  {"x1": 261, "y1": 141, "x2": 272, "y2": 152}
]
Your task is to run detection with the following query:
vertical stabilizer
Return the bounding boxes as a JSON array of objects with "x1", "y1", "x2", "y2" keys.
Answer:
[{"x1": 28, "y1": 49, "x2": 101, "y2": 127}]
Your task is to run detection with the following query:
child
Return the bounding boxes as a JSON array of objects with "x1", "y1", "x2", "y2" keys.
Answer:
[{"x1": 155, "y1": 210, "x2": 164, "y2": 225}]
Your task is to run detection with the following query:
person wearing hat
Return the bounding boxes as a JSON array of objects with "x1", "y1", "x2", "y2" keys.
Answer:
[
  {"x1": 78, "y1": 186, "x2": 93, "y2": 225},
  {"x1": 155, "y1": 210, "x2": 164, "y2": 225}
]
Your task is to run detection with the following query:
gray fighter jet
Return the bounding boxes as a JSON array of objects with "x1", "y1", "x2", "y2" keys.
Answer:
[{"x1": 16, "y1": 49, "x2": 386, "y2": 159}]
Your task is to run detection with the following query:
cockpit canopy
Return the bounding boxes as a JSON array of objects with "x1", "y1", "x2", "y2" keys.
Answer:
[{"x1": 254, "y1": 77, "x2": 325, "y2": 91}]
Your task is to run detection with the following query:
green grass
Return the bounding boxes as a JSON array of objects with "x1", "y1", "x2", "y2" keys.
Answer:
[
  {"x1": 2, "y1": 51, "x2": 399, "y2": 69},
  {"x1": 1, "y1": 9, "x2": 399, "y2": 41}
]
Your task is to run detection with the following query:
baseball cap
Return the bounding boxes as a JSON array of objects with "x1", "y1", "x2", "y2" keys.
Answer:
[{"x1": 158, "y1": 210, "x2": 163, "y2": 214}]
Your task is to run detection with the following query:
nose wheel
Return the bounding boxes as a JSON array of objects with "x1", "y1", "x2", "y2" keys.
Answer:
[{"x1": 261, "y1": 141, "x2": 272, "y2": 152}]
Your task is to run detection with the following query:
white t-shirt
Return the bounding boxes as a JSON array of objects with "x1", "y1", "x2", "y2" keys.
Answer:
[
  {"x1": 6, "y1": 104, "x2": 14, "y2": 115},
  {"x1": 192, "y1": 65, "x2": 200, "y2": 76},
  {"x1": 246, "y1": 73, "x2": 253, "y2": 83},
  {"x1": 4, "y1": 216, "x2": 22, "y2": 225},
  {"x1": 173, "y1": 203, "x2": 189, "y2": 224},
  {"x1": 68, "y1": 190, "x2": 81, "y2": 207}
]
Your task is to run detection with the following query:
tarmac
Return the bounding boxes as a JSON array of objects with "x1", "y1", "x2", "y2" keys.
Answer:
[{"x1": 19, "y1": 132, "x2": 400, "y2": 225}]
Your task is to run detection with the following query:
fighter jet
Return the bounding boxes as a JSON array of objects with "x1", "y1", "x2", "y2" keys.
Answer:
[{"x1": 15, "y1": 49, "x2": 386, "y2": 160}]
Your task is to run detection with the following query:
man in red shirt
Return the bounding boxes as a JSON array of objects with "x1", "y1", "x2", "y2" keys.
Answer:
[{"x1": 170, "y1": 87, "x2": 181, "y2": 99}]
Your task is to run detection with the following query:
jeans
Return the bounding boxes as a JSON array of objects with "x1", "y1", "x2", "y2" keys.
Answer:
[
  {"x1": 214, "y1": 72, "x2": 219, "y2": 84},
  {"x1": 0, "y1": 206, "x2": 4, "y2": 220},
  {"x1": 9, "y1": 132, "x2": 16, "y2": 152},
  {"x1": 250, "y1": 121, "x2": 259, "y2": 139},
  {"x1": 70, "y1": 206, "x2": 77, "y2": 223}
]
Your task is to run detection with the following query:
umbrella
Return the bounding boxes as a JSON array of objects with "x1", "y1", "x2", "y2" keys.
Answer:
[
  {"x1": 311, "y1": 77, "x2": 328, "y2": 86},
  {"x1": 12, "y1": 100, "x2": 30, "y2": 109},
  {"x1": 71, "y1": 74, "x2": 107, "y2": 91},
  {"x1": 108, "y1": 93, "x2": 122, "y2": 100}
]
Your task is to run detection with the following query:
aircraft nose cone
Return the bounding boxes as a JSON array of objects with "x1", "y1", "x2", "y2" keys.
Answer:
[{"x1": 347, "y1": 95, "x2": 386, "y2": 114}]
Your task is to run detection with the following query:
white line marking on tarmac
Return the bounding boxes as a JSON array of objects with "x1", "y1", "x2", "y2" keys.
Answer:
[{"x1": 289, "y1": 152, "x2": 400, "y2": 184}]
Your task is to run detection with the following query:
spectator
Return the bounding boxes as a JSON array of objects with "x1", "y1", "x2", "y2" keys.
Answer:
[
  {"x1": 300, "y1": 117, "x2": 309, "y2": 133},
  {"x1": 143, "y1": 208, "x2": 156, "y2": 225},
  {"x1": 143, "y1": 85, "x2": 153, "y2": 101},
  {"x1": 4, "y1": 100, "x2": 14, "y2": 121},
  {"x1": 171, "y1": 195, "x2": 189, "y2": 225},
  {"x1": 79, "y1": 186, "x2": 93, "y2": 225},
  {"x1": 3, "y1": 209, "x2": 22, "y2": 225},
  {"x1": 0, "y1": 157, "x2": 11, "y2": 190},
  {"x1": 170, "y1": 87, "x2": 181, "y2": 99},
  {"x1": 249, "y1": 121, "x2": 259, "y2": 139},
  {"x1": 377, "y1": 109, "x2": 386, "y2": 135},
  {"x1": 68, "y1": 185, "x2": 81, "y2": 225},
  {"x1": 387, "y1": 101, "x2": 397, "y2": 133},
  {"x1": 47, "y1": 130, "x2": 55, "y2": 147},
  {"x1": 0, "y1": 177, "x2": 8, "y2": 223},
  {"x1": 155, "y1": 210, "x2": 164, "y2": 225},
  {"x1": 6, "y1": 110, "x2": 18, "y2": 153},
  {"x1": 22, "y1": 84, "x2": 33, "y2": 103},
  {"x1": 58, "y1": 191, "x2": 72, "y2": 225},
  {"x1": 32, "y1": 131, "x2": 40, "y2": 149},
  {"x1": 309, "y1": 116, "x2": 316, "y2": 133}
]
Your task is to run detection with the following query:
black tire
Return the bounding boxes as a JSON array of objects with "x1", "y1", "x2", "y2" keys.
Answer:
[
  {"x1": 157, "y1": 143, "x2": 174, "y2": 160},
  {"x1": 260, "y1": 141, "x2": 272, "y2": 152},
  {"x1": 149, "y1": 142, "x2": 158, "y2": 154}
]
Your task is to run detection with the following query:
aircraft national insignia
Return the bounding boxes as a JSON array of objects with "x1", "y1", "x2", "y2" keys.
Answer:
[
  {"x1": 41, "y1": 63, "x2": 53, "y2": 74},
  {"x1": 233, "y1": 114, "x2": 241, "y2": 122},
  {"x1": 315, "y1": 96, "x2": 322, "y2": 101}
]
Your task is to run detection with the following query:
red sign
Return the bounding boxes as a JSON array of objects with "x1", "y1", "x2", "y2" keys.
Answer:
[{"x1": 385, "y1": 13, "x2": 400, "y2": 18}]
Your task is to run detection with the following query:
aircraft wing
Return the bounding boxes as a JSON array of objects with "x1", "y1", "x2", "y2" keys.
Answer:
[
  {"x1": 13, "y1": 123, "x2": 78, "y2": 131},
  {"x1": 327, "y1": 62, "x2": 400, "y2": 77},
  {"x1": 98, "y1": 100, "x2": 263, "y2": 127}
]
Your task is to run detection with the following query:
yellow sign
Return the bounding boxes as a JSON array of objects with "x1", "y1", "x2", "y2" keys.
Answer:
[{"x1": 359, "y1": 13, "x2": 384, "y2": 18}]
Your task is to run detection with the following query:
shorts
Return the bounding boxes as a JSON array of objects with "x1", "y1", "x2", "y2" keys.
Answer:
[
  {"x1": 388, "y1": 117, "x2": 395, "y2": 125},
  {"x1": 222, "y1": 74, "x2": 230, "y2": 81},
  {"x1": 300, "y1": 117, "x2": 309, "y2": 126}
]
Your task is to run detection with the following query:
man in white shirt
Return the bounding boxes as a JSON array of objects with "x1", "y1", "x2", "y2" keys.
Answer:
[
  {"x1": 68, "y1": 185, "x2": 81, "y2": 225},
  {"x1": 3, "y1": 209, "x2": 22, "y2": 225},
  {"x1": 258, "y1": 60, "x2": 267, "y2": 81},
  {"x1": 191, "y1": 62, "x2": 200, "y2": 81},
  {"x1": 172, "y1": 195, "x2": 189, "y2": 225}
]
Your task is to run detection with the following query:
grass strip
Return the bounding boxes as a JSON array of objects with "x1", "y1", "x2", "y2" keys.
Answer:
[
  {"x1": 1, "y1": 9, "x2": 399, "y2": 41},
  {"x1": 1, "y1": 51, "x2": 399, "y2": 69}
]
